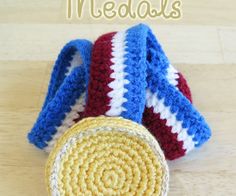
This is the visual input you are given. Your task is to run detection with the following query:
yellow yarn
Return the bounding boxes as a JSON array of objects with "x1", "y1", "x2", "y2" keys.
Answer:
[{"x1": 46, "y1": 116, "x2": 169, "y2": 196}]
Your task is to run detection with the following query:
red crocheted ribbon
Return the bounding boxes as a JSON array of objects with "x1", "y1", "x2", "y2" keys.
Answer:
[
  {"x1": 84, "y1": 32, "x2": 116, "y2": 117},
  {"x1": 82, "y1": 30, "x2": 193, "y2": 160}
]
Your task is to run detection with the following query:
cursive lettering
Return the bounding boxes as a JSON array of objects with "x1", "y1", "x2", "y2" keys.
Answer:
[{"x1": 67, "y1": 0, "x2": 182, "y2": 20}]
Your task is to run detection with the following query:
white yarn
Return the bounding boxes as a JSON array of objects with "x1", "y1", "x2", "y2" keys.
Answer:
[
  {"x1": 44, "y1": 93, "x2": 85, "y2": 153},
  {"x1": 50, "y1": 137, "x2": 77, "y2": 196},
  {"x1": 146, "y1": 89, "x2": 195, "y2": 153},
  {"x1": 106, "y1": 31, "x2": 129, "y2": 116},
  {"x1": 65, "y1": 51, "x2": 83, "y2": 76},
  {"x1": 166, "y1": 64, "x2": 179, "y2": 86}
]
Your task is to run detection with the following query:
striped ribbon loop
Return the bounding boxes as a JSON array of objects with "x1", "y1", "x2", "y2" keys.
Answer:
[
  {"x1": 28, "y1": 39, "x2": 92, "y2": 151},
  {"x1": 84, "y1": 24, "x2": 211, "y2": 160},
  {"x1": 28, "y1": 24, "x2": 211, "y2": 160}
]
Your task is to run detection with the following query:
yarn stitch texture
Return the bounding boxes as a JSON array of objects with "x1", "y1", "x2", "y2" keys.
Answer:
[
  {"x1": 45, "y1": 116, "x2": 169, "y2": 196},
  {"x1": 84, "y1": 24, "x2": 211, "y2": 160},
  {"x1": 27, "y1": 39, "x2": 92, "y2": 151},
  {"x1": 27, "y1": 24, "x2": 211, "y2": 160}
]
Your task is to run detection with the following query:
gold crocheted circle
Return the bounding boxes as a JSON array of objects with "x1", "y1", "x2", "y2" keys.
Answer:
[{"x1": 46, "y1": 117, "x2": 169, "y2": 196}]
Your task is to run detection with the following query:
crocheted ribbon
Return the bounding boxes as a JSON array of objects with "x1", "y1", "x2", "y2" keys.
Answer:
[
  {"x1": 28, "y1": 24, "x2": 211, "y2": 160},
  {"x1": 84, "y1": 24, "x2": 211, "y2": 160},
  {"x1": 28, "y1": 39, "x2": 92, "y2": 151}
]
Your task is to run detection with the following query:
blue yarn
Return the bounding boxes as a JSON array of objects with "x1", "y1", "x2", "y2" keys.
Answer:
[
  {"x1": 121, "y1": 25, "x2": 147, "y2": 123},
  {"x1": 28, "y1": 39, "x2": 92, "y2": 149},
  {"x1": 120, "y1": 24, "x2": 211, "y2": 147},
  {"x1": 121, "y1": 24, "x2": 172, "y2": 122},
  {"x1": 28, "y1": 24, "x2": 211, "y2": 151}
]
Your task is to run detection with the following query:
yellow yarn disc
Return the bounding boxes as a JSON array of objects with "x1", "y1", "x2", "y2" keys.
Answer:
[{"x1": 46, "y1": 116, "x2": 169, "y2": 196}]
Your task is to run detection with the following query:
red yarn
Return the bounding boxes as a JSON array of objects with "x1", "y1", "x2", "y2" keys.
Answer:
[
  {"x1": 82, "y1": 31, "x2": 193, "y2": 160},
  {"x1": 177, "y1": 73, "x2": 192, "y2": 103},
  {"x1": 84, "y1": 32, "x2": 116, "y2": 117},
  {"x1": 142, "y1": 72, "x2": 193, "y2": 160},
  {"x1": 143, "y1": 107, "x2": 186, "y2": 160}
]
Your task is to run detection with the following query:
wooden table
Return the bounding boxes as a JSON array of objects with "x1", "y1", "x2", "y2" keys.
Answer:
[{"x1": 0, "y1": 0, "x2": 236, "y2": 195}]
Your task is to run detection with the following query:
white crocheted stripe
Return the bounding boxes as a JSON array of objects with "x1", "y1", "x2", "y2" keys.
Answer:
[
  {"x1": 146, "y1": 89, "x2": 196, "y2": 153},
  {"x1": 65, "y1": 51, "x2": 82, "y2": 76},
  {"x1": 49, "y1": 127, "x2": 169, "y2": 196},
  {"x1": 166, "y1": 64, "x2": 179, "y2": 86},
  {"x1": 106, "y1": 31, "x2": 129, "y2": 116},
  {"x1": 50, "y1": 136, "x2": 77, "y2": 196},
  {"x1": 44, "y1": 93, "x2": 86, "y2": 153}
]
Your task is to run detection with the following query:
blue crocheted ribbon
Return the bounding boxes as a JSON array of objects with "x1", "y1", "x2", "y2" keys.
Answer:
[
  {"x1": 120, "y1": 24, "x2": 169, "y2": 122},
  {"x1": 119, "y1": 24, "x2": 211, "y2": 147},
  {"x1": 28, "y1": 39, "x2": 92, "y2": 149}
]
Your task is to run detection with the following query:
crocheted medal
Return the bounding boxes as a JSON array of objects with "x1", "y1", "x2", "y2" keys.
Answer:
[
  {"x1": 28, "y1": 35, "x2": 169, "y2": 195},
  {"x1": 27, "y1": 23, "x2": 212, "y2": 196}
]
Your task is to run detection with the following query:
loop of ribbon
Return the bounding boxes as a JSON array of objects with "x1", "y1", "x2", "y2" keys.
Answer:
[
  {"x1": 28, "y1": 24, "x2": 211, "y2": 160},
  {"x1": 28, "y1": 40, "x2": 92, "y2": 151}
]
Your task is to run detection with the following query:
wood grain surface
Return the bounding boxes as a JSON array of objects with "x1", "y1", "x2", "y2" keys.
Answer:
[{"x1": 0, "y1": 0, "x2": 236, "y2": 195}]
